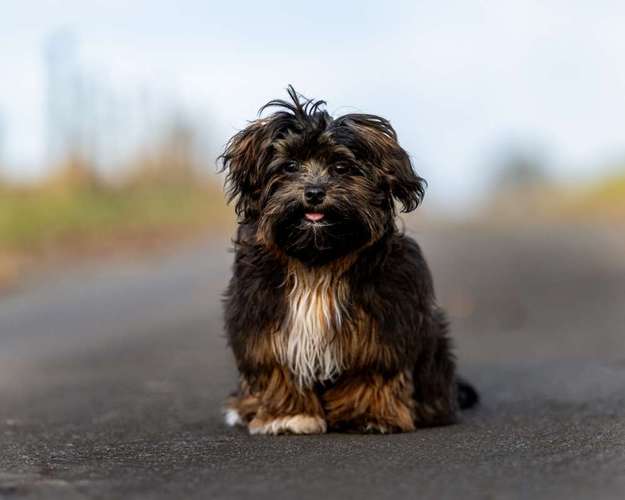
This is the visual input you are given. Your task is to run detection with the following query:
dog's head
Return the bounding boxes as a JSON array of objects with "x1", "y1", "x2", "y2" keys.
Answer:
[{"x1": 220, "y1": 86, "x2": 425, "y2": 266}]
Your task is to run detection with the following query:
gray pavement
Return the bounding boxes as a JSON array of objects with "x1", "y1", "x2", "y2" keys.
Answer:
[{"x1": 1, "y1": 224, "x2": 625, "y2": 499}]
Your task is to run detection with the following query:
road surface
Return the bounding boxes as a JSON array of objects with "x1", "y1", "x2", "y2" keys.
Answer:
[{"x1": 1, "y1": 224, "x2": 625, "y2": 499}]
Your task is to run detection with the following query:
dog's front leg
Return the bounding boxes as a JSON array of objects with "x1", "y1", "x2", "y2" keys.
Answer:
[
  {"x1": 323, "y1": 371, "x2": 416, "y2": 433},
  {"x1": 246, "y1": 366, "x2": 326, "y2": 435}
]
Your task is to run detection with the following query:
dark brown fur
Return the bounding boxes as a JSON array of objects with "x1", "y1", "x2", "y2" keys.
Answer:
[{"x1": 221, "y1": 86, "x2": 478, "y2": 434}]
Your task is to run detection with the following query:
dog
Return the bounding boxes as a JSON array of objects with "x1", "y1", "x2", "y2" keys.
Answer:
[{"x1": 220, "y1": 86, "x2": 478, "y2": 435}]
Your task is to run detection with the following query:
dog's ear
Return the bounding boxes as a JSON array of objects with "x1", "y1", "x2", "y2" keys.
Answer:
[
  {"x1": 336, "y1": 114, "x2": 426, "y2": 212},
  {"x1": 382, "y1": 142, "x2": 426, "y2": 213},
  {"x1": 219, "y1": 119, "x2": 274, "y2": 221}
]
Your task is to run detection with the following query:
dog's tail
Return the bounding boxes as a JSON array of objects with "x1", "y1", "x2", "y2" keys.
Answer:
[{"x1": 457, "y1": 377, "x2": 479, "y2": 410}]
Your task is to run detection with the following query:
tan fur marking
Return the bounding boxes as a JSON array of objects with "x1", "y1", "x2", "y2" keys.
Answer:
[
  {"x1": 226, "y1": 368, "x2": 326, "y2": 434},
  {"x1": 339, "y1": 306, "x2": 397, "y2": 370},
  {"x1": 323, "y1": 371, "x2": 416, "y2": 433}
]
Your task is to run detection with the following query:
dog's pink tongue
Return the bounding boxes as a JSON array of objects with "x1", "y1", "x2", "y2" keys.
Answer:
[{"x1": 305, "y1": 212, "x2": 325, "y2": 222}]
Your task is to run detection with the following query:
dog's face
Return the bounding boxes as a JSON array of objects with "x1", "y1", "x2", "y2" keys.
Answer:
[{"x1": 221, "y1": 87, "x2": 425, "y2": 266}]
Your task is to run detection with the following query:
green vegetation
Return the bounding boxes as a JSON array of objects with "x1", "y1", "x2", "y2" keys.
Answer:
[
  {"x1": 0, "y1": 182, "x2": 229, "y2": 252},
  {"x1": 0, "y1": 110, "x2": 236, "y2": 289},
  {"x1": 0, "y1": 162, "x2": 233, "y2": 288}
]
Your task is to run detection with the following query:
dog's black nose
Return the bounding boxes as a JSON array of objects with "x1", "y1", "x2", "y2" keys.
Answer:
[{"x1": 304, "y1": 185, "x2": 326, "y2": 205}]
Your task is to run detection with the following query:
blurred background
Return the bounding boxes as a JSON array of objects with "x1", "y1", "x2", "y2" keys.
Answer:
[
  {"x1": 2, "y1": 1, "x2": 625, "y2": 288},
  {"x1": 2, "y1": 1, "x2": 625, "y2": 290},
  {"x1": 2, "y1": 3, "x2": 625, "y2": 497}
]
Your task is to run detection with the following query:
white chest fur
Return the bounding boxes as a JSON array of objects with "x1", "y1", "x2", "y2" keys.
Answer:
[{"x1": 273, "y1": 266, "x2": 347, "y2": 388}]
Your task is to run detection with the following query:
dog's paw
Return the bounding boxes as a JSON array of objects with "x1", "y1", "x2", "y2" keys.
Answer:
[
  {"x1": 224, "y1": 408, "x2": 245, "y2": 427},
  {"x1": 248, "y1": 414, "x2": 327, "y2": 435},
  {"x1": 334, "y1": 418, "x2": 414, "y2": 434},
  {"x1": 362, "y1": 422, "x2": 391, "y2": 434}
]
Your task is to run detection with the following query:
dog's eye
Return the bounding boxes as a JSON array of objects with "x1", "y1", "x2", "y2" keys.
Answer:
[
  {"x1": 332, "y1": 163, "x2": 350, "y2": 175},
  {"x1": 282, "y1": 161, "x2": 299, "y2": 173}
]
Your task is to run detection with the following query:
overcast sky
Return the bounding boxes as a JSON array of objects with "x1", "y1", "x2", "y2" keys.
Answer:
[{"x1": 2, "y1": 0, "x2": 625, "y2": 209}]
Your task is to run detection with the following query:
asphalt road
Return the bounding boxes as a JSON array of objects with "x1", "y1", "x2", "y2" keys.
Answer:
[{"x1": 1, "y1": 224, "x2": 625, "y2": 499}]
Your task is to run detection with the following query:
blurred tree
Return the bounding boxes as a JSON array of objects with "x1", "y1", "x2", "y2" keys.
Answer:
[
  {"x1": 45, "y1": 29, "x2": 79, "y2": 165},
  {"x1": 160, "y1": 113, "x2": 198, "y2": 178},
  {"x1": 0, "y1": 111, "x2": 7, "y2": 189},
  {"x1": 123, "y1": 110, "x2": 202, "y2": 189},
  {"x1": 484, "y1": 145, "x2": 553, "y2": 220},
  {"x1": 44, "y1": 29, "x2": 104, "y2": 176},
  {"x1": 43, "y1": 154, "x2": 102, "y2": 194},
  {"x1": 0, "y1": 111, "x2": 5, "y2": 168},
  {"x1": 492, "y1": 147, "x2": 550, "y2": 192}
]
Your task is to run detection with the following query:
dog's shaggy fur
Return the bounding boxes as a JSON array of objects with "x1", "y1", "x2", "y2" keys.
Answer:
[{"x1": 220, "y1": 86, "x2": 478, "y2": 434}]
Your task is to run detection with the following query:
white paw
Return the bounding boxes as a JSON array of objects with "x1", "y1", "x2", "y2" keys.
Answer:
[
  {"x1": 248, "y1": 414, "x2": 327, "y2": 435},
  {"x1": 363, "y1": 422, "x2": 390, "y2": 434},
  {"x1": 224, "y1": 408, "x2": 244, "y2": 427}
]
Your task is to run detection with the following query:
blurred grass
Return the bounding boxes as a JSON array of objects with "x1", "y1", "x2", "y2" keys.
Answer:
[
  {"x1": 558, "y1": 175, "x2": 625, "y2": 221},
  {"x1": 0, "y1": 161, "x2": 232, "y2": 289},
  {"x1": 0, "y1": 184, "x2": 228, "y2": 251},
  {"x1": 484, "y1": 171, "x2": 625, "y2": 225}
]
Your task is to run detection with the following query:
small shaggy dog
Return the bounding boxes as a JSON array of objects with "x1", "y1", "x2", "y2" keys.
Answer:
[{"x1": 220, "y1": 86, "x2": 478, "y2": 435}]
